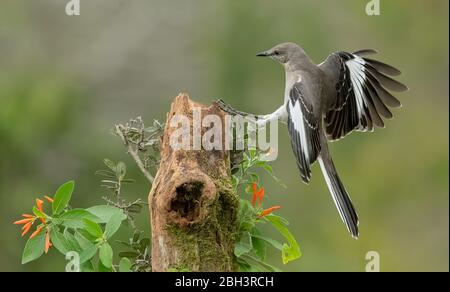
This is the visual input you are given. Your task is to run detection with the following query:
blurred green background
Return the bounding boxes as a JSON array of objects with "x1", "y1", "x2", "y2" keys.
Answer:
[{"x1": 0, "y1": 0, "x2": 448, "y2": 272}]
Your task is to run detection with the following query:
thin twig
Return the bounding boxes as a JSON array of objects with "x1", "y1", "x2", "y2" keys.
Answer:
[{"x1": 115, "y1": 125, "x2": 155, "y2": 183}]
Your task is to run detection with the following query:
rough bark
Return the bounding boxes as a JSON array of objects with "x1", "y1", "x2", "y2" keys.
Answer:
[{"x1": 149, "y1": 93, "x2": 239, "y2": 272}]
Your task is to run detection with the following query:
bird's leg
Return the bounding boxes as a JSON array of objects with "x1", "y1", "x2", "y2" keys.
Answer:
[
  {"x1": 218, "y1": 100, "x2": 287, "y2": 145},
  {"x1": 254, "y1": 105, "x2": 288, "y2": 130},
  {"x1": 217, "y1": 99, "x2": 267, "y2": 121},
  {"x1": 218, "y1": 99, "x2": 287, "y2": 129}
]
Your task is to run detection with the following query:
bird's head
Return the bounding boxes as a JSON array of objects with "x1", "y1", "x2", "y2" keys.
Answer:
[{"x1": 256, "y1": 42, "x2": 306, "y2": 65}]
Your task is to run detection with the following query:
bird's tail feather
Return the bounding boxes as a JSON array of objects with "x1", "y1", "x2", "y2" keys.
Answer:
[{"x1": 318, "y1": 148, "x2": 359, "y2": 239}]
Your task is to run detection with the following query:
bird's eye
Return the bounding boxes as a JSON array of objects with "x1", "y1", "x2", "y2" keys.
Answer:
[{"x1": 274, "y1": 51, "x2": 279, "y2": 56}]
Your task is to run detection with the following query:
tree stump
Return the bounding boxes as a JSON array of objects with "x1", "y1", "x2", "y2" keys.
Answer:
[{"x1": 149, "y1": 93, "x2": 239, "y2": 272}]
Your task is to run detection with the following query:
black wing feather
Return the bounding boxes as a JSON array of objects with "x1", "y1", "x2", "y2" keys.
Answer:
[
  {"x1": 324, "y1": 51, "x2": 407, "y2": 141},
  {"x1": 286, "y1": 83, "x2": 321, "y2": 183}
]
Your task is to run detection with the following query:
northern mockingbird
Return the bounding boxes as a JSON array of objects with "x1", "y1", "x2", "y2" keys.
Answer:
[{"x1": 219, "y1": 42, "x2": 407, "y2": 238}]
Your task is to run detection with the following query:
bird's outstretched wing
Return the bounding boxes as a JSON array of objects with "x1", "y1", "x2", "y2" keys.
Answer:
[
  {"x1": 320, "y1": 50, "x2": 408, "y2": 141},
  {"x1": 286, "y1": 82, "x2": 321, "y2": 184}
]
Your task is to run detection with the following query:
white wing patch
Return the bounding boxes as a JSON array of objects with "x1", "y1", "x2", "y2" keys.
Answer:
[
  {"x1": 324, "y1": 50, "x2": 405, "y2": 141},
  {"x1": 287, "y1": 82, "x2": 321, "y2": 183},
  {"x1": 289, "y1": 100, "x2": 309, "y2": 163},
  {"x1": 346, "y1": 56, "x2": 366, "y2": 125}
]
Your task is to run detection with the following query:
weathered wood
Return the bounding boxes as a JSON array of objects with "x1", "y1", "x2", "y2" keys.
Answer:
[{"x1": 149, "y1": 93, "x2": 239, "y2": 272}]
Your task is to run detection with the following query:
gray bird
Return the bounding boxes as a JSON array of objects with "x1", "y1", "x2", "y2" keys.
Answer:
[{"x1": 219, "y1": 42, "x2": 408, "y2": 238}]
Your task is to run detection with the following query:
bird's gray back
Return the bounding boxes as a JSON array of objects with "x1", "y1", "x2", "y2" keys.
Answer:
[
  {"x1": 318, "y1": 53, "x2": 343, "y2": 111},
  {"x1": 284, "y1": 65, "x2": 326, "y2": 118}
]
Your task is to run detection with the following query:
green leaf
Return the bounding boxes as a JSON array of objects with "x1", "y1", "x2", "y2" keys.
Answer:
[
  {"x1": 52, "y1": 180, "x2": 75, "y2": 215},
  {"x1": 243, "y1": 151, "x2": 250, "y2": 161},
  {"x1": 21, "y1": 230, "x2": 46, "y2": 264},
  {"x1": 251, "y1": 238, "x2": 266, "y2": 260},
  {"x1": 32, "y1": 206, "x2": 45, "y2": 219},
  {"x1": 242, "y1": 255, "x2": 281, "y2": 272},
  {"x1": 116, "y1": 162, "x2": 126, "y2": 181},
  {"x1": 238, "y1": 199, "x2": 257, "y2": 232},
  {"x1": 86, "y1": 205, "x2": 127, "y2": 224},
  {"x1": 132, "y1": 231, "x2": 142, "y2": 243},
  {"x1": 50, "y1": 228, "x2": 72, "y2": 255},
  {"x1": 267, "y1": 214, "x2": 289, "y2": 225},
  {"x1": 83, "y1": 219, "x2": 104, "y2": 239},
  {"x1": 265, "y1": 215, "x2": 302, "y2": 264},
  {"x1": 240, "y1": 220, "x2": 256, "y2": 232},
  {"x1": 98, "y1": 261, "x2": 113, "y2": 272},
  {"x1": 255, "y1": 161, "x2": 287, "y2": 188},
  {"x1": 237, "y1": 258, "x2": 264, "y2": 272},
  {"x1": 231, "y1": 175, "x2": 239, "y2": 188},
  {"x1": 105, "y1": 212, "x2": 124, "y2": 239},
  {"x1": 248, "y1": 149, "x2": 256, "y2": 159},
  {"x1": 139, "y1": 238, "x2": 150, "y2": 253},
  {"x1": 262, "y1": 164, "x2": 273, "y2": 174},
  {"x1": 234, "y1": 232, "x2": 252, "y2": 257},
  {"x1": 250, "y1": 229, "x2": 266, "y2": 260},
  {"x1": 99, "y1": 242, "x2": 113, "y2": 268},
  {"x1": 77, "y1": 229, "x2": 98, "y2": 242},
  {"x1": 101, "y1": 180, "x2": 119, "y2": 185},
  {"x1": 63, "y1": 229, "x2": 82, "y2": 252},
  {"x1": 103, "y1": 159, "x2": 117, "y2": 171},
  {"x1": 117, "y1": 240, "x2": 131, "y2": 248},
  {"x1": 79, "y1": 244, "x2": 99, "y2": 264},
  {"x1": 119, "y1": 257, "x2": 132, "y2": 272},
  {"x1": 59, "y1": 209, "x2": 100, "y2": 229},
  {"x1": 238, "y1": 199, "x2": 252, "y2": 215},
  {"x1": 95, "y1": 170, "x2": 116, "y2": 178},
  {"x1": 237, "y1": 258, "x2": 252, "y2": 272},
  {"x1": 75, "y1": 231, "x2": 95, "y2": 250},
  {"x1": 81, "y1": 260, "x2": 95, "y2": 272},
  {"x1": 248, "y1": 173, "x2": 259, "y2": 184},
  {"x1": 127, "y1": 203, "x2": 142, "y2": 214},
  {"x1": 250, "y1": 234, "x2": 283, "y2": 251}
]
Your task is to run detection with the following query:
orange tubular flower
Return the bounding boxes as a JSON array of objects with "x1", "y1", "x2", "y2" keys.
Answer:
[
  {"x1": 251, "y1": 182, "x2": 265, "y2": 207},
  {"x1": 44, "y1": 230, "x2": 51, "y2": 253},
  {"x1": 44, "y1": 196, "x2": 54, "y2": 203},
  {"x1": 36, "y1": 199, "x2": 44, "y2": 213},
  {"x1": 13, "y1": 218, "x2": 33, "y2": 225},
  {"x1": 251, "y1": 182, "x2": 258, "y2": 206},
  {"x1": 21, "y1": 220, "x2": 33, "y2": 230},
  {"x1": 30, "y1": 225, "x2": 44, "y2": 239},
  {"x1": 22, "y1": 214, "x2": 34, "y2": 218},
  {"x1": 259, "y1": 206, "x2": 281, "y2": 218},
  {"x1": 257, "y1": 188, "x2": 265, "y2": 206},
  {"x1": 21, "y1": 222, "x2": 33, "y2": 237}
]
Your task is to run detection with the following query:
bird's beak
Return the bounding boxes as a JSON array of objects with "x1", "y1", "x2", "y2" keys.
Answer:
[{"x1": 256, "y1": 51, "x2": 270, "y2": 57}]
